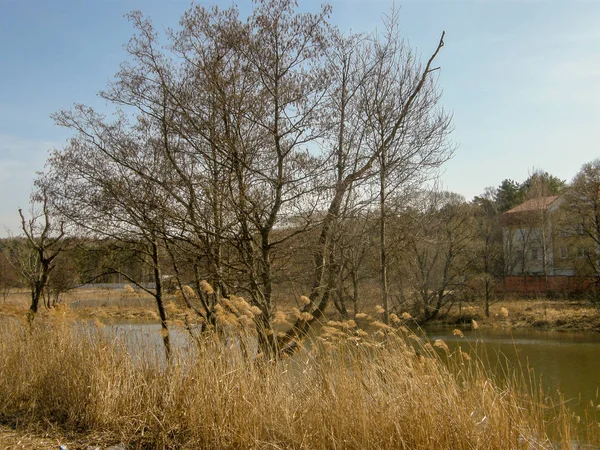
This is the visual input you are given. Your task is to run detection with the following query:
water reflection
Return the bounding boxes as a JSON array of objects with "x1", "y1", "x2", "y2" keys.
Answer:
[
  {"x1": 427, "y1": 327, "x2": 600, "y2": 420},
  {"x1": 101, "y1": 321, "x2": 197, "y2": 365}
]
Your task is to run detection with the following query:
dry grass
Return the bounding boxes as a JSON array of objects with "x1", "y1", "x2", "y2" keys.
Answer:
[
  {"x1": 1, "y1": 287, "x2": 153, "y2": 306},
  {"x1": 4, "y1": 284, "x2": 600, "y2": 334},
  {"x1": 0, "y1": 315, "x2": 596, "y2": 450},
  {"x1": 438, "y1": 298, "x2": 600, "y2": 332},
  {"x1": 0, "y1": 288, "x2": 182, "y2": 323},
  {"x1": 493, "y1": 298, "x2": 600, "y2": 330},
  {"x1": 0, "y1": 425, "x2": 69, "y2": 450}
]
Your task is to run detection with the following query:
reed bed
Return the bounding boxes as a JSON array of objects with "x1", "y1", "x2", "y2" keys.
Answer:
[{"x1": 0, "y1": 315, "x2": 596, "y2": 449}]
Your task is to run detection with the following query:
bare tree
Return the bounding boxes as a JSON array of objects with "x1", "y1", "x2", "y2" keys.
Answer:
[
  {"x1": 401, "y1": 191, "x2": 473, "y2": 322},
  {"x1": 43, "y1": 115, "x2": 175, "y2": 359},
  {"x1": 562, "y1": 159, "x2": 600, "y2": 293},
  {"x1": 329, "y1": 208, "x2": 376, "y2": 318},
  {"x1": 41, "y1": 1, "x2": 454, "y2": 358},
  {"x1": 43, "y1": 252, "x2": 79, "y2": 307},
  {"x1": 471, "y1": 188, "x2": 503, "y2": 317},
  {"x1": 280, "y1": 19, "x2": 450, "y2": 350},
  {"x1": 88, "y1": 1, "x2": 332, "y2": 357},
  {"x1": 10, "y1": 189, "x2": 66, "y2": 322},
  {"x1": 361, "y1": 9, "x2": 453, "y2": 323}
]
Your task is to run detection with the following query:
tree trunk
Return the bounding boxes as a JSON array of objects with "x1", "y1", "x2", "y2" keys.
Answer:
[
  {"x1": 484, "y1": 276, "x2": 491, "y2": 318},
  {"x1": 379, "y1": 149, "x2": 389, "y2": 324},
  {"x1": 352, "y1": 269, "x2": 360, "y2": 317},
  {"x1": 151, "y1": 239, "x2": 171, "y2": 361}
]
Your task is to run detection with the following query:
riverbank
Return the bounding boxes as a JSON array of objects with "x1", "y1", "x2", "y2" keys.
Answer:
[
  {"x1": 429, "y1": 298, "x2": 600, "y2": 332},
  {"x1": 0, "y1": 288, "x2": 187, "y2": 323},
  {"x1": 2, "y1": 288, "x2": 599, "y2": 332}
]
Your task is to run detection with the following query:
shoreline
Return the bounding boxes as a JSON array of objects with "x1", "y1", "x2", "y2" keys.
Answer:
[
  {"x1": 425, "y1": 298, "x2": 600, "y2": 333},
  {"x1": 2, "y1": 292, "x2": 599, "y2": 333}
]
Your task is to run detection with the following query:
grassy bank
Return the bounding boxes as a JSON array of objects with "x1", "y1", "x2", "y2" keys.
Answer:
[
  {"x1": 3, "y1": 287, "x2": 600, "y2": 333},
  {"x1": 430, "y1": 298, "x2": 600, "y2": 332},
  {"x1": 0, "y1": 316, "x2": 597, "y2": 449}
]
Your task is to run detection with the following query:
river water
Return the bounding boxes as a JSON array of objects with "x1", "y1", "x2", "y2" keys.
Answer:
[
  {"x1": 100, "y1": 321, "x2": 600, "y2": 421},
  {"x1": 427, "y1": 327, "x2": 600, "y2": 421}
]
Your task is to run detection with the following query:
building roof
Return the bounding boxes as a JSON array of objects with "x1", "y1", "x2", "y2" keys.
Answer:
[
  {"x1": 504, "y1": 196, "x2": 559, "y2": 214},
  {"x1": 500, "y1": 195, "x2": 560, "y2": 227}
]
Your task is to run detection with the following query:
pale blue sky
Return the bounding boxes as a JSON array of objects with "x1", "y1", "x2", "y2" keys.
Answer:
[{"x1": 1, "y1": 0, "x2": 599, "y2": 235}]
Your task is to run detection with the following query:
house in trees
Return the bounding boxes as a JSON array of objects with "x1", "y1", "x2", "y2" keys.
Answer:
[{"x1": 500, "y1": 195, "x2": 594, "y2": 293}]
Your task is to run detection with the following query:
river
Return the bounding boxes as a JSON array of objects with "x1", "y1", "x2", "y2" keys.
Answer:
[
  {"x1": 427, "y1": 327, "x2": 600, "y2": 422},
  {"x1": 100, "y1": 321, "x2": 600, "y2": 421},
  {"x1": 102, "y1": 321, "x2": 599, "y2": 416}
]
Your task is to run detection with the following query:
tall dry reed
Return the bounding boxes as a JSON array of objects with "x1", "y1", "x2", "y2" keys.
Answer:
[{"x1": 0, "y1": 316, "x2": 595, "y2": 449}]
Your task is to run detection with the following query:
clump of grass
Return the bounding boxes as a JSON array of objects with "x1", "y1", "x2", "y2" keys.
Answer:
[
  {"x1": 122, "y1": 285, "x2": 135, "y2": 295},
  {"x1": 0, "y1": 317, "x2": 595, "y2": 449},
  {"x1": 199, "y1": 280, "x2": 214, "y2": 295}
]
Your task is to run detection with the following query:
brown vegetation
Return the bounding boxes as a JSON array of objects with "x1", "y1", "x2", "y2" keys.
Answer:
[
  {"x1": 0, "y1": 315, "x2": 597, "y2": 449},
  {"x1": 429, "y1": 297, "x2": 600, "y2": 332},
  {"x1": 3, "y1": 286, "x2": 600, "y2": 334}
]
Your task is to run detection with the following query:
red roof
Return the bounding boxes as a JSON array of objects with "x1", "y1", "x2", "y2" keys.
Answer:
[
  {"x1": 500, "y1": 196, "x2": 559, "y2": 227},
  {"x1": 504, "y1": 196, "x2": 559, "y2": 214}
]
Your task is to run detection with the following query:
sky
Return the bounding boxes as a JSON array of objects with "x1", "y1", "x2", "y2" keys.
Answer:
[{"x1": 1, "y1": 0, "x2": 599, "y2": 235}]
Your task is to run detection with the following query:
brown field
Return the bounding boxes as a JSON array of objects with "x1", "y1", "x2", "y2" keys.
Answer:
[
  {"x1": 0, "y1": 287, "x2": 169, "y2": 322},
  {"x1": 432, "y1": 297, "x2": 600, "y2": 332},
  {"x1": 2, "y1": 286, "x2": 599, "y2": 333}
]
